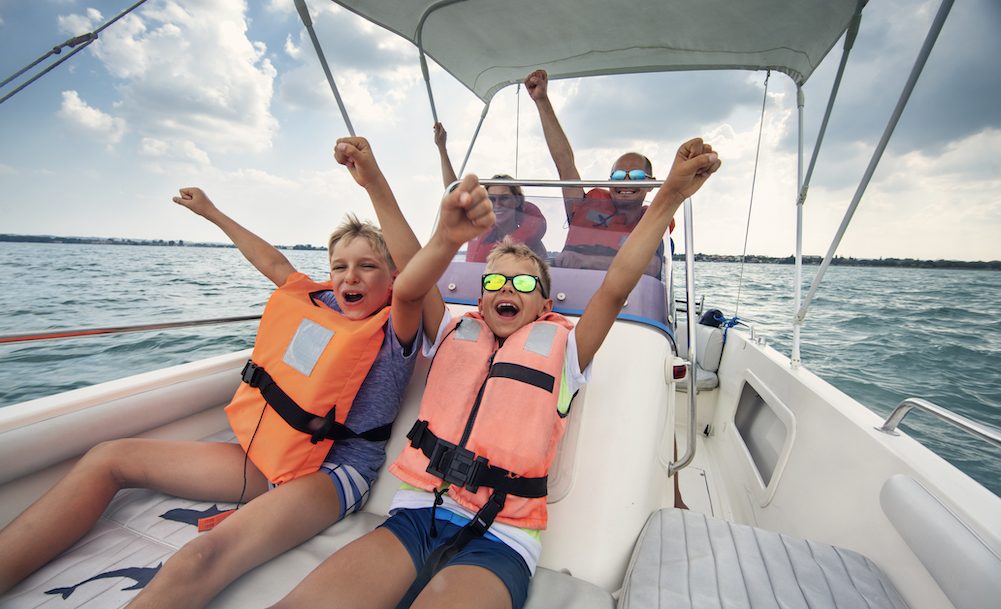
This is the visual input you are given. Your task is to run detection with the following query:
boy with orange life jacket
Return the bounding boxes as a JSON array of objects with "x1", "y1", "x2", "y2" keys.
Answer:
[
  {"x1": 0, "y1": 140, "x2": 438, "y2": 609},
  {"x1": 268, "y1": 137, "x2": 721, "y2": 609}
]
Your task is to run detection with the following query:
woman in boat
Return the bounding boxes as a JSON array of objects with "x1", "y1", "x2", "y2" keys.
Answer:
[
  {"x1": 0, "y1": 140, "x2": 440, "y2": 608},
  {"x1": 268, "y1": 137, "x2": 720, "y2": 609},
  {"x1": 434, "y1": 122, "x2": 549, "y2": 261}
]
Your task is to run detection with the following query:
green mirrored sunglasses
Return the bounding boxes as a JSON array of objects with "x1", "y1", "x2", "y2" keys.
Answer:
[{"x1": 481, "y1": 273, "x2": 547, "y2": 298}]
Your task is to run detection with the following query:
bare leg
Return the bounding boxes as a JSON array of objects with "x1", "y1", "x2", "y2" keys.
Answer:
[
  {"x1": 129, "y1": 470, "x2": 341, "y2": 609},
  {"x1": 269, "y1": 527, "x2": 416, "y2": 609},
  {"x1": 673, "y1": 435, "x2": 688, "y2": 509},
  {"x1": 0, "y1": 439, "x2": 265, "y2": 595},
  {"x1": 413, "y1": 565, "x2": 512, "y2": 609}
]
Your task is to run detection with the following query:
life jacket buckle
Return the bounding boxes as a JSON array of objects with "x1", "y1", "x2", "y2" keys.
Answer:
[
  {"x1": 427, "y1": 440, "x2": 487, "y2": 494},
  {"x1": 241, "y1": 360, "x2": 263, "y2": 388},
  {"x1": 309, "y1": 408, "x2": 337, "y2": 444}
]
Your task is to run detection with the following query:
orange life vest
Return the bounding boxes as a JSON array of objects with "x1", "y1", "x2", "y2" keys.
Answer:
[
  {"x1": 226, "y1": 272, "x2": 391, "y2": 485},
  {"x1": 564, "y1": 189, "x2": 674, "y2": 253},
  {"x1": 390, "y1": 311, "x2": 573, "y2": 529}
]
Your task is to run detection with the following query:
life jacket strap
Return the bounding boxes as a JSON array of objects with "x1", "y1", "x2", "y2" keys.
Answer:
[
  {"x1": 406, "y1": 419, "x2": 547, "y2": 498},
  {"x1": 241, "y1": 360, "x2": 392, "y2": 444},
  {"x1": 393, "y1": 491, "x2": 507, "y2": 609}
]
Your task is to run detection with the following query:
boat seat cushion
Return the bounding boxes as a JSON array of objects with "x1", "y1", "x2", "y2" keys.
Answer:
[
  {"x1": 676, "y1": 323, "x2": 724, "y2": 373},
  {"x1": 619, "y1": 508, "x2": 909, "y2": 609},
  {"x1": 2, "y1": 487, "x2": 613, "y2": 609},
  {"x1": 676, "y1": 364, "x2": 719, "y2": 393}
]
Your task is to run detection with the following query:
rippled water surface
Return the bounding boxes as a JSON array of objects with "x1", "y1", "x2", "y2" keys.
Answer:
[{"x1": 1, "y1": 242, "x2": 998, "y2": 495}]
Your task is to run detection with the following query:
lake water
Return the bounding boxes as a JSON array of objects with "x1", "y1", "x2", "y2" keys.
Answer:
[{"x1": 1, "y1": 242, "x2": 999, "y2": 495}]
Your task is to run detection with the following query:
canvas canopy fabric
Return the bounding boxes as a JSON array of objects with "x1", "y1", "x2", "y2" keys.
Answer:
[{"x1": 330, "y1": 0, "x2": 863, "y2": 100}]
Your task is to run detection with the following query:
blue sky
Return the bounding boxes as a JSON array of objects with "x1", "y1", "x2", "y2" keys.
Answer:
[{"x1": 1, "y1": 0, "x2": 998, "y2": 261}]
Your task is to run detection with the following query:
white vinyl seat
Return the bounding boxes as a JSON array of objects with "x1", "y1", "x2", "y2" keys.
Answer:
[
  {"x1": 675, "y1": 322, "x2": 724, "y2": 392},
  {"x1": 1, "y1": 487, "x2": 613, "y2": 609},
  {"x1": 619, "y1": 508, "x2": 909, "y2": 609}
]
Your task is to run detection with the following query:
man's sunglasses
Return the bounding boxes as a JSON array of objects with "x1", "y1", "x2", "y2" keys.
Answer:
[
  {"x1": 481, "y1": 273, "x2": 548, "y2": 298},
  {"x1": 610, "y1": 169, "x2": 654, "y2": 181}
]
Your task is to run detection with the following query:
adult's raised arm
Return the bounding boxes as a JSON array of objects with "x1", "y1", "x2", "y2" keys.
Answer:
[{"x1": 525, "y1": 70, "x2": 585, "y2": 215}]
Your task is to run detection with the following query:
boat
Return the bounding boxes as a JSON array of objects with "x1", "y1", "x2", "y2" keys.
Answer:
[{"x1": 1, "y1": 0, "x2": 999, "y2": 608}]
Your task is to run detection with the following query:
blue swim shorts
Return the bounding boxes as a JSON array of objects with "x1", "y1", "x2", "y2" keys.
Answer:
[
  {"x1": 268, "y1": 462, "x2": 371, "y2": 520},
  {"x1": 381, "y1": 507, "x2": 531, "y2": 609}
]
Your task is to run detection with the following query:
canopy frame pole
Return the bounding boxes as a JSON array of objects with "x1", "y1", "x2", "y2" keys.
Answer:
[
  {"x1": 796, "y1": 0, "x2": 954, "y2": 326},
  {"x1": 458, "y1": 101, "x2": 491, "y2": 176},
  {"x1": 1, "y1": 0, "x2": 151, "y2": 106},
  {"x1": 415, "y1": 0, "x2": 468, "y2": 125},
  {"x1": 793, "y1": 1, "x2": 865, "y2": 366},
  {"x1": 793, "y1": 85, "x2": 805, "y2": 367},
  {"x1": 293, "y1": 0, "x2": 355, "y2": 135}
]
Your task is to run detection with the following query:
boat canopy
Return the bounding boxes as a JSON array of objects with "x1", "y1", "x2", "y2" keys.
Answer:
[{"x1": 330, "y1": 0, "x2": 863, "y2": 100}]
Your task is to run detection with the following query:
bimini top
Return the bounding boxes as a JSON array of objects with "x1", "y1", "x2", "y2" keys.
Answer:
[{"x1": 330, "y1": 0, "x2": 863, "y2": 100}]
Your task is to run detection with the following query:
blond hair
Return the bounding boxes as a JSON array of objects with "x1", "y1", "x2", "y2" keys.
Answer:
[
  {"x1": 327, "y1": 214, "x2": 395, "y2": 271},
  {"x1": 485, "y1": 236, "x2": 551, "y2": 297}
]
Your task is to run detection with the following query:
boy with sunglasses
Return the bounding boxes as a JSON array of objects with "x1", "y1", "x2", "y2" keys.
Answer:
[
  {"x1": 524, "y1": 69, "x2": 674, "y2": 277},
  {"x1": 268, "y1": 137, "x2": 720, "y2": 609}
]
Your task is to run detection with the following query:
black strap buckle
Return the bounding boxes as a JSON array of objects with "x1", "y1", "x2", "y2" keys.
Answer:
[
  {"x1": 426, "y1": 440, "x2": 487, "y2": 493},
  {"x1": 470, "y1": 491, "x2": 506, "y2": 536},
  {"x1": 309, "y1": 408, "x2": 336, "y2": 444},
  {"x1": 241, "y1": 360, "x2": 263, "y2": 388},
  {"x1": 407, "y1": 419, "x2": 430, "y2": 447}
]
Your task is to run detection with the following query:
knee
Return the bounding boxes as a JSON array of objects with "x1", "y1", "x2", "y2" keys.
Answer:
[
  {"x1": 166, "y1": 532, "x2": 230, "y2": 579},
  {"x1": 76, "y1": 439, "x2": 138, "y2": 487}
]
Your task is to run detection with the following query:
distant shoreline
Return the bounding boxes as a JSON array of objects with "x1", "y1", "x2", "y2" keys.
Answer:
[
  {"x1": 0, "y1": 233, "x2": 325, "y2": 251},
  {"x1": 2, "y1": 233, "x2": 999, "y2": 270}
]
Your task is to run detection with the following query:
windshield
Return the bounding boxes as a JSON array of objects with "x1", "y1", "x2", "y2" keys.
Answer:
[
  {"x1": 457, "y1": 192, "x2": 669, "y2": 279},
  {"x1": 443, "y1": 193, "x2": 673, "y2": 336}
]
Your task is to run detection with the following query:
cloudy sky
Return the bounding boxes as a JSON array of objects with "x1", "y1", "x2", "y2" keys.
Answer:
[{"x1": 0, "y1": 0, "x2": 998, "y2": 261}]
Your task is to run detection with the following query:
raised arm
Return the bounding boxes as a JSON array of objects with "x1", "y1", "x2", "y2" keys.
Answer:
[
  {"x1": 334, "y1": 137, "x2": 446, "y2": 345},
  {"x1": 434, "y1": 122, "x2": 459, "y2": 188},
  {"x1": 172, "y1": 187, "x2": 295, "y2": 287},
  {"x1": 574, "y1": 138, "x2": 721, "y2": 369},
  {"x1": 525, "y1": 69, "x2": 585, "y2": 210},
  {"x1": 393, "y1": 175, "x2": 494, "y2": 332}
]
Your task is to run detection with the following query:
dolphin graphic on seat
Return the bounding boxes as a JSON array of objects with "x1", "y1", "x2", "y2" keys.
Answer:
[
  {"x1": 44, "y1": 563, "x2": 162, "y2": 599},
  {"x1": 159, "y1": 503, "x2": 229, "y2": 526}
]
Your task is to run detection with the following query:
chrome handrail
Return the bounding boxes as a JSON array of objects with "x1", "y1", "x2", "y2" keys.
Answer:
[
  {"x1": 669, "y1": 198, "x2": 697, "y2": 476},
  {"x1": 876, "y1": 397, "x2": 1001, "y2": 449},
  {"x1": 0, "y1": 315, "x2": 261, "y2": 345}
]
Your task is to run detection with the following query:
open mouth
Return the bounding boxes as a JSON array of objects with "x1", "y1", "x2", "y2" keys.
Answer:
[
  {"x1": 614, "y1": 187, "x2": 638, "y2": 196},
  {"x1": 495, "y1": 301, "x2": 520, "y2": 318},
  {"x1": 343, "y1": 291, "x2": 364, "y2": 304}
]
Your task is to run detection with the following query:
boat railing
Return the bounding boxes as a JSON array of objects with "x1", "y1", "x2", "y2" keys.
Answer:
[
  {"x1": 876, "y1": 397, "x2": 1001, "y2": 450},
  {"x1": 0, "y1": 315, "x2": 262, "y2": 345}
]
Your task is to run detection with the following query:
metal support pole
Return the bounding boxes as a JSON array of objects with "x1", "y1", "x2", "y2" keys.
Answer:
[
  {"x1": 415, "y1": 0, "x2": 467, "y2": 125},
  {"x1": 669, "y1": 199, "x2": 698, "y2": 476},
  {"x1": 796, "y1": 0, "x2": 954, "y2": 325},
  {"x1": 293, "y1": 0, "x2": 355, "y2": 135},
  {"x1": 458, "y1": 101, "x2": 491, "y2": 176},
  {"x1": 792, "y1": 86, "x2": 805, "y2": 367},
  {"x1": 1, "y1": 0, "x2": 150, "y2": 105}
]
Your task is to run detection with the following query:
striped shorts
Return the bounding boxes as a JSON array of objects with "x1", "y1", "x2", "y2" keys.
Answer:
[{"x1": 268, "y1": 462, "x2": 372, "y2": 520}]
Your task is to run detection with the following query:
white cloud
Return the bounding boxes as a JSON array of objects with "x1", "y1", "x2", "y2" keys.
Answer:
[
  {"x1": 139, "y1": 136, "x2": 211, "y2": 173},
  {"x1": 56, "y1": 0, "x2": 279, "y2": 154},
  {"x1": 57, "y1": 90, "x2": 127, "y2": 145},
  {"x1": 0, "y1": 163, "x2": 15, "y2": 175},
  {"x1": 284, "y1": 33, "x2": 301, "y2": 59},
  {"x1": 57, "y1": 8, "x2": 102, "y2": 37}
]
